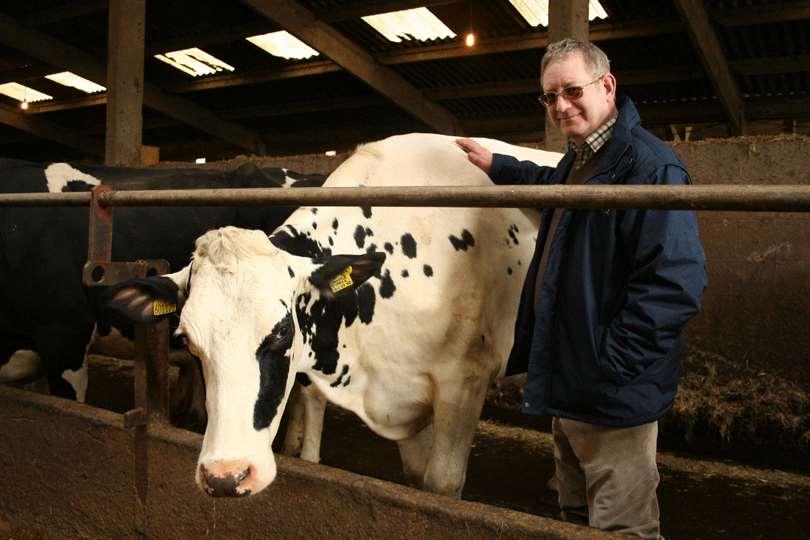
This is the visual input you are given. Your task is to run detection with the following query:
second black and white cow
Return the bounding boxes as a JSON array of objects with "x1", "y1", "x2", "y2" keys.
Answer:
[
  {"x1": 0, "y1": 158, "x2": 323, "y2": 402},
  {"x1": 100, "y1": 133, "x2": 562, "y2": 498}
]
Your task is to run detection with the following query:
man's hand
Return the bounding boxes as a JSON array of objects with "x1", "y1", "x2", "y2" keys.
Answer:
[{"x1": 456, "y1": 138, "x2": 493, "y2": 175}]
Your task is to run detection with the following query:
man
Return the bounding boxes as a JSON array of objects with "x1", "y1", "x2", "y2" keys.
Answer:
[{"x1": 456, "y1": 39, "x2": 707, "y2": 538}]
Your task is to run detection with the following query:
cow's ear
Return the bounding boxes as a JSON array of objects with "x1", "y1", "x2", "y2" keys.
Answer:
[
  {"x1": 99, "y1": 276, "x2": 181, "y2": 325},
  {"x1": 309, "y1": 252, "x2": 386, "y2": 299}
]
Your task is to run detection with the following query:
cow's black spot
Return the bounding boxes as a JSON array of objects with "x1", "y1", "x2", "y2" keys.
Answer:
[
  {"x1": 270, "y1": 225, "x2": 331, "y2": 262},
  {"x1": 332, "y1": 218, "x2": 339, "y2": 231},
  {"x1": 507, "y1": 267, "x2": 513, "y2": 275},
  {"x1": 366, "y1": 243, "x2": 377, "y2": 255},
  {"x1": 296, "y1": 283, "x2": 376, "y2": 376},
  {"x1": 365, "y1": 227, "x2": 373, "y2": 237},
  {"x1": 296, "y1": 372, "x2": 312, "y2": 386},
  {"x1": 401, "y1": 269, "x2": 409, "y2": 278},
  {"x1": 312, "y1": 222, "x2": 318, "y2": 229},
  {"x1": 354, "y1": 225, "x2": 367, "y2": 248},
  {"x1": 330, "y1": 365, "x2": 350, "y2": 387},
  {"x1": 253, "y1": 314, "x2": 294, "y2": 430},
  {"x1": 328, "y1": 236, "x2": 334, "y2": 246},
  {"x1": 343, "y1": 375, "x2": 351, "y2": 387},
  {"x1": 361, "y1": 206, "x2": 372, "y2": 219},
  {"x1": 288, "y1": 266, "x2": 295, "y2": 278},
  {"x1": 384, "y1": 242, "x2": 394, "y2": 254},
  {"x1": 379, "y1": 269, "x2": 396, "y2": 299},
  {"x1": 423, "y1": 264, "x2": 433, "y2": 277},
  {"x1": 449, "y1": 229, "x2": 476, "y2": 251},
  {"x1": 507, "y1": 227, "x2": 519, "y2": 245},
  {"x1": 401, "y1": 233, "x2": 417, "y2": 258},
  {"x1": 311, "y1": 208, "x2": 318, "y2": 214},
  {"x1": 357, "y1": 283, "x2": 375, "y2": 324}
]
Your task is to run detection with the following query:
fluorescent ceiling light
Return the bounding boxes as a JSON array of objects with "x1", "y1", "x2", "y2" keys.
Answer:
[
  {"x1": 246, "y1": 31, "x2": 320, "y2": 60},
  {"x1": 45, "y1": 72, "x2": 106, "y2": 93},
  {"x1": 195, "y1": 158, "x2": 206, "y2": 164},
  {"x1": 0, "y1": 82, "x2": 53, "y2": 103},
  {"x1": 508, "y1": 0, "x2": 608, "y2": 27},
  {"x1": 362, "y1": 7, "x2": 456, "y2": 43},
  {"x1": 154, "y1": 48, "x2": 235, "y2": 77}
]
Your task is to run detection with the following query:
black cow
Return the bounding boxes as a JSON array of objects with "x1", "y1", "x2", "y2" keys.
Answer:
[{"x1": 0, "y1": 158, "x2": 324, "y2": 408}]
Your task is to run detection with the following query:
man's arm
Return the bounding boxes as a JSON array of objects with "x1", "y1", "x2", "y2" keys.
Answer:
[
  {"x1": 599, "y1": 165, "x2": 708, "y2": 384},
  {"x1": 456, "y1": 138, "x2": 556, "y2": 185}
]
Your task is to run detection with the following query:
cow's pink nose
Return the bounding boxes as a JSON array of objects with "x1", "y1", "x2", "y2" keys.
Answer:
[{"x1": 199, "y1": 461, "x2": 254, "y2": 497}]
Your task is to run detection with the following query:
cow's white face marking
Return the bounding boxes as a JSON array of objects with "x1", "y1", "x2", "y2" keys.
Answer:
[
  {"x1": 44, "y1": 163, "x2": 101, "y2": 193},
  {"x1": 179, "y1": 227, "x2": 306, "y2": 496}
]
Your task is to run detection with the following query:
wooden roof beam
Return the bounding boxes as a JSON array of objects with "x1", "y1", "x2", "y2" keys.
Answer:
[
  {"x1": 0, "y1": 11, "x2": 266, "y2": 154},
  {"x1": 23, "y1": 0, "x2": 107, "y2": 27},
  {"x1": 243, "y1": 0, "x2": 462, "y2": 135},
  {"x1": 0, "y1": 103, "x2": 103, "y2": 156},
  {"x1": 710, "y1": 2, "x2": 810, "y2": 26},
  {"x1": 673, "y1": 0, "x2": 745, "y2": 134}
]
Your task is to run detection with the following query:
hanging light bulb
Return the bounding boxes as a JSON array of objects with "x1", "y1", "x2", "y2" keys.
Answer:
[
  {"x1": 465, "y1": 32, "x2": 476, "y2": 47},
  {"x1": 20, "y1": 100, "x2": 29, "y2": 110}
]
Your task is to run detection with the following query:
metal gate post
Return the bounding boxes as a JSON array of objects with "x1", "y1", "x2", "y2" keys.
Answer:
[{"x1": 84, "y1": 185, "x2": 170, "y2": 537}]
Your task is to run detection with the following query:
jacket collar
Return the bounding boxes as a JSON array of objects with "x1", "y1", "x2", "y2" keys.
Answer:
[{"x1": 549, "y1": 94, "x2": 640, "y2": 185}]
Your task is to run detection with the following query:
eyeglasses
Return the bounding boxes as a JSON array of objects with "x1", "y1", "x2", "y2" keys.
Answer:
[{"x1": 538, "y1": 75, "x2": 605, "y2": 107}]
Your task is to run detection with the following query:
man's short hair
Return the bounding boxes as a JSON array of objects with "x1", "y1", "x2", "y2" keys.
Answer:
[{"x1": 541, "y1": 38, "x2": 611, "y2": 79}]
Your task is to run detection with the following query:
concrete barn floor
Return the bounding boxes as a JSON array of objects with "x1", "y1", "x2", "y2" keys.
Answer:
[{"x1": 85, "y1": 355, "x2": 810, "y2": 540}]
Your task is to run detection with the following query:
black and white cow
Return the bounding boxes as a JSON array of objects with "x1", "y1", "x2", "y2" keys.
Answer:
[
  {"x1": 0, "y1": 158, "x2": 324, "y2": 402},
  {"x1": 100, "y1": 133, "x2": 562, "y2": 498}
]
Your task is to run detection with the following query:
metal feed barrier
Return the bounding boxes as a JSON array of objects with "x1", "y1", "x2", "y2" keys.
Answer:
[{"x1": 2, "y1": 182, "x2": 809, "y2": 537}]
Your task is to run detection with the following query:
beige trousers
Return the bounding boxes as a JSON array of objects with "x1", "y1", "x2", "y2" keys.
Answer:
[{"x1": 552, "y1": 417, "x2": 662, "y2": 539}]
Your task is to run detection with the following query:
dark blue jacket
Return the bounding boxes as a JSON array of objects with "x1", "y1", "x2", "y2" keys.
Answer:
[{"x1": 490, "y1": 95, "x2": 707, "y2": 427}]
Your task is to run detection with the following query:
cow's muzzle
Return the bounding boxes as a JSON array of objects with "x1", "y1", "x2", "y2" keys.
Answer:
[{"x1": 198, "y1": 461, "x2": 254, "y2": 497}]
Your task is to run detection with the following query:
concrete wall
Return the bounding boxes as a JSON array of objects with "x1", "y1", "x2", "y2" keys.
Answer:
[
  {"x1": 672, "y1": 135, "x2": 810, "y2": 386},
  {"x1": 0, "y1": 386, "x2": 611, "y2": 539}
]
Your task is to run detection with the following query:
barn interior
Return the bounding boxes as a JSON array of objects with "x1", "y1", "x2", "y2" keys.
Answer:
[
  {"x1": 0, "y1": 0, "x2": 809, "y2": 163},
  {"x1": 0, "y1": 1, "x2": 809, "y2": 539}
]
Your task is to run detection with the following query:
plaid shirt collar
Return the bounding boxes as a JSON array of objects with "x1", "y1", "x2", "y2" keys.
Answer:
[{"x1": 568, "y1": 116, "x2": 617, "y2": 171}]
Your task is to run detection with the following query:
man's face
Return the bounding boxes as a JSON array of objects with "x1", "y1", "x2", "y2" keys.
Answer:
[{"x1": 541, "y1": 52, "x2": 616, "y2": 145}]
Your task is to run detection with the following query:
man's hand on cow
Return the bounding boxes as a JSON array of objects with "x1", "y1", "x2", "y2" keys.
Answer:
[{"x1": 455, "y1": 138, "x2": 493, "y2": 175}]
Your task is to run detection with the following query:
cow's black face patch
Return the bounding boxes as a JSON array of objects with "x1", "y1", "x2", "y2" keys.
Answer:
[
  {"x1": 295, "y1": 283, "x2": 376, "y2": 375},
  {"x1": 384, "y1": 242, "x2": 394, "y2": 254},
  {"x1": 449, "y1": 229, "x2": 476, "y2": 251},
  {"x1": 401, "y1": 233, "x2": 417, "y2": 258},
  {"x1": 361, "y1": 206, "x2": 372, "y2": 219},
  {"x1": 253, "y1": 312, "x2": 294, "y2": 430},
  {"x1": 270, "y1": 225, "x2": 331, "y2": 262}
]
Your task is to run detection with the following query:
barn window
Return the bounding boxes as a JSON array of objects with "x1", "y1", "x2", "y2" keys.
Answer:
[
  {"x1": 154, "y1": 48, "x2": 235, "y2": 77},
  {"x1": 362, "y1": 8, "x2": 456, "y2": 43},
  {"x1": 246, "y1": 31, "x2": 320, "y2": 60},
  {"x1": 508, "y1": 0, "x2": 608, "y2": 27}
]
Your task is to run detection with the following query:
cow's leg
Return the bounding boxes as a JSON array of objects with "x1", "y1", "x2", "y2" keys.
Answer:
[
  {"x1": 281, "y1": 380, "x2": 326, "y2": 462},
  {"x1": 397, "y1": 422, "x2": 433, "y2": 488},
  {"x1": 421, "y1": 373, "x2": 489, "y2": 498}
]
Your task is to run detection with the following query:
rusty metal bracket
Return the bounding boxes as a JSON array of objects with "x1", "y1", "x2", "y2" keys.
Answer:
[{"x1": 84, "y1": 184, "x2": 172, "y2": 516}]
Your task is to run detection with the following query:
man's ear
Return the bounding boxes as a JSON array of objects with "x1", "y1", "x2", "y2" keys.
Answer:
[
  {"x1": 99, "y1": 276, "x2": 181, "y2": 325},
  {"x1": 308, "y1": 252, "x2": 386, "y2": 300}
]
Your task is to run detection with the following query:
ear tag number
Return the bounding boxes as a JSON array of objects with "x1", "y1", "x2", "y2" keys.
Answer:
[
  {"x1": 329, "y1": 265, "x2": 354, "y2": 294},
  {"x1": 153, "y1": 299, "x2": 177, "y2": 316}
]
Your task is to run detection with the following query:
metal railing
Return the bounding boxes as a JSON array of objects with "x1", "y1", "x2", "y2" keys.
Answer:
[{"x1": 3, "y1": 184, "x2": 810, "y2": 211}]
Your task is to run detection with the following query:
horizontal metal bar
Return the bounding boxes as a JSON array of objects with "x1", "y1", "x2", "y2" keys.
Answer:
[
  {"x1": 1, "y1": 185, "x2": 810, "y2": 211},
  {"x1": 0, "y1": 192, "x2": 91, "y2": 206}
]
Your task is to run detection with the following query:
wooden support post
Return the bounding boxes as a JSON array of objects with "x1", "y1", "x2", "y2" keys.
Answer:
[
  {"x1": 105, "y1": 0, "x2": 145, "y2": 166},
  {"x1": 545, "y1": 0, "x2": 590, "y2": 152}
]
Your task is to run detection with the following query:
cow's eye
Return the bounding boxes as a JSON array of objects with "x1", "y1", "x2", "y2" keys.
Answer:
[{"x1": 269, "y1": 315, "x2": 294, "y2": 351}]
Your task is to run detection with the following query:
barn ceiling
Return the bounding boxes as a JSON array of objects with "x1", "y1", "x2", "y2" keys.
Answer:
[{"x1": 0, "y1": 0, "x2": 808, "y2": 162}]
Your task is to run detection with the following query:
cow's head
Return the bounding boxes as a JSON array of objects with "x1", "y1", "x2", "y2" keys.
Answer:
[{"x1": 100, "y1": 227, "x2": 383, "y2": 497}]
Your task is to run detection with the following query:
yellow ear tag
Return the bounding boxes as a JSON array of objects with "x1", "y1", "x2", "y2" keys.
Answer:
[
  {"x1": 152, "y1": 299, "x2": 177, "y2": 316},
  {"x1": 328, "y1": 265, "x2": 354, "y2": 294}
]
